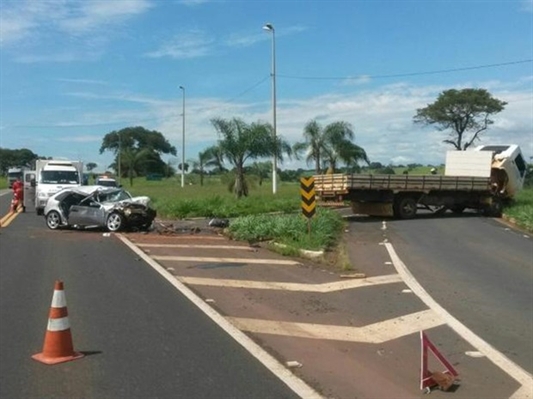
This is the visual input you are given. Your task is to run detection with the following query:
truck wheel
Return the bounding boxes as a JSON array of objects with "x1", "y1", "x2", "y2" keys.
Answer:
[
  {"x1": 37, "y1": 208, "x2": 44, "y2": 216},
  {"x1": 106, "y1": 212, "x2": 124, "y2": 232},
  {"x1": 394, "y1": 196, "x2": 417, "y2": 219},
  {"x1": 450, "y1": 205, "x2": 465, "y2": 214},
  {"x1": 483, "y1": 198, "x2": 503, "y2": 217},
  {"x1": 46, "y1": 211, "x2": 61, "y2": 230}
]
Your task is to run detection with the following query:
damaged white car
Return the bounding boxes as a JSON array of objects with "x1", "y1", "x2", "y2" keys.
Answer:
[{"x1": 44, "y1": 185, "x2": 156, "y2": 232}]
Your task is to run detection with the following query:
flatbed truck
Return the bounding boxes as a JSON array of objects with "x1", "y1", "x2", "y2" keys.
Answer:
[{"x1": 314, "y1": 144, "x2": 527, "y2": 219}]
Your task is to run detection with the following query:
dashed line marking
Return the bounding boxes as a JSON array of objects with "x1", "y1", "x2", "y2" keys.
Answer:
[
  {"x1": 228, "y1": 309, "x2": 444, "y2": 343},
  {"x1": 180, "y1": 274, "x2": 403, "y2": 292},
  {"x1": 152, "y1": 255, "x2": 301, "y2": 265}
]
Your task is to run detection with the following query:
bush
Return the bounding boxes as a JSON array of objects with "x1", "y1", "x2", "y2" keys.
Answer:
[{"x1": 227, "y1": 208, "x2": 344, "y2": 251}]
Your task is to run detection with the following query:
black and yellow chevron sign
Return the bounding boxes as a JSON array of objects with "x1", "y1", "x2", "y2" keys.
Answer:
[{"x1": 300, "y1": 176, "x2": 316, "y2": 219}]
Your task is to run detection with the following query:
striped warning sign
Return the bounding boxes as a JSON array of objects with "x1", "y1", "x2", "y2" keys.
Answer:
[{"x1": 300, "y1": 177, "x2": 316, "y2": 219}]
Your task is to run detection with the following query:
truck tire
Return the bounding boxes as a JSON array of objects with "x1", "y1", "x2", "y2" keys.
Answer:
[
  {"x1": 483, "y1": 198, "x2": 503, "y2": 217},
  {"x1": 393, "y1": 196, "x2": 417, "y2": 219},
  {"x1": 450, "y1": 205, "x2": 466, "y2": 214}
]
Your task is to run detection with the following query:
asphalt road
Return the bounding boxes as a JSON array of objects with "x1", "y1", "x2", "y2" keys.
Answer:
[
  {"x1": 0, "y1": 193, "x2": 301, "y2": 399},
  {"x1": 1, "y1": 190, "x2": 532, "y2": 399},
  {"x1": 384, "y1": 212, "x2": 533, "y2": 373}
]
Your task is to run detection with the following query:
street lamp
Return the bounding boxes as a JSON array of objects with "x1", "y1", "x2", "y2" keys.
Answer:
[
  {"x1": 263, "y1": 22, "x2": 277, "y2": 194},
  {"x1": 179, "y1": 85, "x2": 185, "y2": 188}
]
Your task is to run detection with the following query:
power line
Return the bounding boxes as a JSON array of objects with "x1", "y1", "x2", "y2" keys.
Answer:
[{"x1": 277, "y1": 59, "x2": 533, "y2": 81}]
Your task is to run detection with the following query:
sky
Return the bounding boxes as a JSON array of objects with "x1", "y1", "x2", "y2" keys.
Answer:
[{"x1": 0, "y1": 0, "x2": 532, "y2": 173}]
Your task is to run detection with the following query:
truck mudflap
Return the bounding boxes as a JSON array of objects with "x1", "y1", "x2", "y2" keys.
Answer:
[{"x1": 351, "y1": 202, "x2": 394, "y2": 217}]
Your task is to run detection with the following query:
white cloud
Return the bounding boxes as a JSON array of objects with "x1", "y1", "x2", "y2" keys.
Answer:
[
  {"x1": 178, "y1": 0, "x2": 210, "y2": 6},
  {"x1": 58, "y1": 0, "x2": 153, "y2": 35},
  {"x1": 145, "y1": 30, "x2": 214, "y2": 59},
  {"x1": 0, "y1": 0, "x2": 153, "y2": 61},
  {"x1": 521, "y1": 0, "x2": 533, "y2": 12}
]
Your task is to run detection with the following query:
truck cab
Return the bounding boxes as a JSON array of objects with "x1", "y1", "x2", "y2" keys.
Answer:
[
  {"x1": 474, "y1": 144, "x2": 527, "y2": 198},
  {"x1": 7, "y1": 167, "x2": 23, "y2": 188},
  {"x1": 35, "y1": 160, "x2": 82, "y2": 215}
]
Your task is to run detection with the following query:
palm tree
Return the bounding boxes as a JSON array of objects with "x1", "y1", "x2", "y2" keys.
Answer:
[
  {"x1": 294, "y1": 119, "x2": 369, "y2": 173},
  {"x1": 293, "y1": 120, "x2": 324, "y2": 174},
  {"x1": 210, "y1": 117, "x2": 291, "y2": 198},
  {"x1": 119, "y1": 148, "x2": 152, "y2": 186},
  {"x1": 189, "y1": 146, "x2": 220, "y2": 186},
  {"x1": 249, "y1": 161, "x2": 272, "y2": 186}
]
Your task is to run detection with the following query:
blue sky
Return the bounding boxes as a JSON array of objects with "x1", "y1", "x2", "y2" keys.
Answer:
[{"x1": 0, "y1": 0, "x2": 532, "y2": 173}]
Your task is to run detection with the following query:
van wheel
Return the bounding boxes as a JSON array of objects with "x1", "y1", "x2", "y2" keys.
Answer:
[
  {"x1": 46, "y1": 211, "x2": 61, "y2": 230},
  {"x1": 106, "y1": 212, "x2": 124, "y2": 232},
  {"x1": 393, "y1": 196, "x2": 417, "y2": 219}
]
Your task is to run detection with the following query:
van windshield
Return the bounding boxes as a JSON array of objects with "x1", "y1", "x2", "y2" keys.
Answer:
[{"x1": 40, "y1": 171, "x2": 79, "y2": 184}]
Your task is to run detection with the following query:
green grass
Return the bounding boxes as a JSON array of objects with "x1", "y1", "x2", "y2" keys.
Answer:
[
  {"x1": 227, "y1": 208, "x2": 344, "y2": 251},
  {"x1": 503, "y1": 188, "x2": 533, "y2": 232},
  {"x1": 123, "y1": 175, "x2": 302, "y2": 218}
]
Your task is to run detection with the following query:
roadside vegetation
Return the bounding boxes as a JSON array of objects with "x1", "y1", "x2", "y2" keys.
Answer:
[
  {"x1": 503, "y1": 188, "x2": 533, "y2": 232},
  {"x1": 0, "y1": 87, "x2": 530, "y2": 257}
]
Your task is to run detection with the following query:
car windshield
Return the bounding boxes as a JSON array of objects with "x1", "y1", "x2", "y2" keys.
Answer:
[
  {"x1": 97, "y1": 180, "x2": 117, "y2": 187},
  {"x1": 98, "y1": 189, "x2": 132, "y2": 203},
  {"x1": 41, "y1": 171, "x2": 79, "y2": 184}
]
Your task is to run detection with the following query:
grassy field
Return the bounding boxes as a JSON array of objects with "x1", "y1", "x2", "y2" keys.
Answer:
[{"x1": 1, "y1": 175, "x2": 531, "y2": 250}]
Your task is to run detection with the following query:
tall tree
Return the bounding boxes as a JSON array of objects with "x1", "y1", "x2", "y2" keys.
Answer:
[
  {"x1": 293, "y1": 120, "x2": 368, "y2": 173},
  {"x1": 249, "y1": 161, "x2": 272, "y2": 186},
  {"x1": 210, "y1": 117, "x2": 291, "y2": 198},
  {"x1": 100, "y1": 126, "x2": 177, "y2": 176},
  {"x1": 414, "y1": 88, "x2": 507, "y2": 150},
  {"x1": 85, "y1": 162, "x2": 97, "y2": 172},
  {"x1": 120, "y1": 148, "x2": 152, "y2": 186},
  {"x1": 0, "y1": 148, "x2": 39, "y2": 173},
  {"x1": 189, "y1": 146, "x2": 220, "y2": 186}
]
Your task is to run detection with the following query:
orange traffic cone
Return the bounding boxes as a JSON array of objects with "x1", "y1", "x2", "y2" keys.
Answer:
[{"x1": 32, "y1": 281, "x2": 84, "y2": 365}]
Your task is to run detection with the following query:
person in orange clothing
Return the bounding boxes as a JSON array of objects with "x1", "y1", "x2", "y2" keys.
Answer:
[{"x1": 11, "y1": 177, "x2": 24, "y2": 212}]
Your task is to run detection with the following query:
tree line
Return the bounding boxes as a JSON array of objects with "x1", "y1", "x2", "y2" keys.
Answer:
[{"x1": 2, "y1": 88, "x2": 517, "y2": 196}]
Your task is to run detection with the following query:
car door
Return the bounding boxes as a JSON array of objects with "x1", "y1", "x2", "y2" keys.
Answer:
[
  {"x1": 23, "y1": 170, "x2": 36, "y2": 210},
  {"x1": 68, "y1": 197, "x2": 106, "y2": 227}
]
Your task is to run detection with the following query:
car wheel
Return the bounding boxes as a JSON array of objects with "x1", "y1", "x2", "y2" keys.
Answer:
[
  {"x1": 46, "y1": 211, "x2": 61, "y2": 230},
  {"x1": 106, "y1": 212, "x2": 124, "y2": 232}
]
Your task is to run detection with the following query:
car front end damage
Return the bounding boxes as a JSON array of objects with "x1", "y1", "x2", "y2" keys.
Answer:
[{"x1": 112, "y1": 201, "x2": 157, "y2": 230}]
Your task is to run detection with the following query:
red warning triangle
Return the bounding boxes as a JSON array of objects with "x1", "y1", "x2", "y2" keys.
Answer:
[{"x1": 420, "y1": 331, "x2": 459, "y2": 392}]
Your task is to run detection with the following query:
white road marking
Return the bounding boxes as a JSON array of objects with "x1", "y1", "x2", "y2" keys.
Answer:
[
  {"x1": 152, "y1": 255, "x2": 301, "y2": 265},
  {"x1": 180, "y1": 274, "x2": 403, "y2": 292},
  {"x1": 137, "y1": 243, "x2": 253, "y2": 250},
  {"x1": 228, "y1": 309, "x2": 444, "y2": 343},
  {"x1": 117, "y1": 234, "x2": 322, "y2": 399},
  {"x1": 384, "y1": 242, "x2": 533, "y2": 399}
]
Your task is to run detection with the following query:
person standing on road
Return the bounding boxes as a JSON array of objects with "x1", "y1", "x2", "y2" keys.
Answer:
[{"x1": 11, "y1": 177, "x2": 24, "y2": 212}]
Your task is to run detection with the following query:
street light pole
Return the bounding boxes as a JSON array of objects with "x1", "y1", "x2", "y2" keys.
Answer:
[
  {"x1": 179, "y1": 85, "x2": 185, "y2": 188},
  {"x1": 263, "y1": 23, "x2": 277, "y2": 194},
  {"x1": 117, "y1": 131, "x2": 121, "y2": 185}
]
